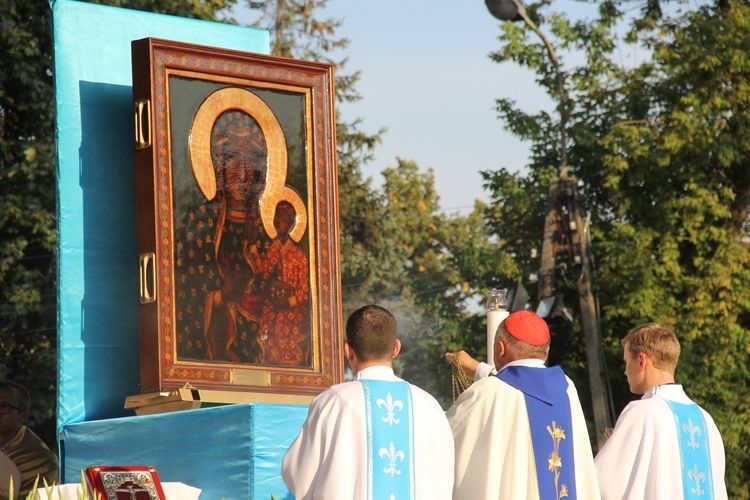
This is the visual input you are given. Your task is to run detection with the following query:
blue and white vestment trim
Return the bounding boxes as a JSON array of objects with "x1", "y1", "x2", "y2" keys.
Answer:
[
  {"x1": 665, "y1": 400, "x2": 715, "y2": 499},
  {"x1": 361, "y1": 380, "x2": 415, "y2": 500}
]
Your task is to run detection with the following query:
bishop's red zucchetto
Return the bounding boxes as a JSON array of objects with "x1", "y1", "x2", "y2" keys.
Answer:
[{"x1": 503, "y1": 310, "x2": 550, "y2": 346}]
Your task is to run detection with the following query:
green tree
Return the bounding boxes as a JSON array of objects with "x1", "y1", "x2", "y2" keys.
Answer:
[
  {"x1": 378, "y1": 160, "x2": 461, "y2": 403},
  {"x1": 0, "y1": 0, "x2": 236, "y2": 449},
  {"x1": 236, "y1": 5, "x2": 508, "y2": 407},
  {"x1": 238, "y1": 0, "x2": 398, "y2": 314},
  {"x1": 483, "y1": 0, "x2": 750, "y2": 494},
  {"x1": 85, "y1": 0, "x2": 235, "y2": 19},
  {"x1": 593, "y1": 2, "x2": 750, "y2": 494},
  {"x1": 242, "y1": 0, "x2": 345, "y2": 59},
  {"x1": 378, "y1": 159, "x2": 518, "y2": 406},
  {"x1": 0, "y1": 0, "x2": 58, "y2": 448}
]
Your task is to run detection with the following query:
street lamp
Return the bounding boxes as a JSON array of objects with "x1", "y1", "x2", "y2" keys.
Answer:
[
  {"x1": 484, "y1": 0, "x2": 568, "y2": 177},
  {"x1": 484, "y1": 0, "x2": 615, "y2": 449}
]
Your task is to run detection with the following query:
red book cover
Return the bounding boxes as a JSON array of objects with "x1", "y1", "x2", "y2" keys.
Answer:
[{"x1": 84, "y1": 466, "x2": 166, "y2": 500}]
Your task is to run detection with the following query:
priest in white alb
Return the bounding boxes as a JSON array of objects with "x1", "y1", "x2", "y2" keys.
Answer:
[
  {"x1": 282, "y1": 305, "x2": 454, "y2": 499},
  {"x1": 445, "y1": 310, "x2": 600, "y2": 500},
  {"x1": 594, "y1": 323, "x2": 727, "y2": 499}
]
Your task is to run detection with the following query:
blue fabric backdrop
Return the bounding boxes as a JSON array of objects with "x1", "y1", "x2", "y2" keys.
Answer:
[
  {"x1": 51, "y1": 0, "x2": 268, "y2": 431},
  {"x1": 61, "y1": 403, "x2": 308, "y2": 499},
  {"x1": 50, "y1": 1, "x2": 311, "y2": 497}
]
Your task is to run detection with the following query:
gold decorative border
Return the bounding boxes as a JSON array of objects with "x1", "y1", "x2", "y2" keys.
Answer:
[
  {"x1": 188, "y1": 86, "x2": 307, "y2": 242},
  {"x1": 145, "y1": 43, "x2": 339, "y2": 391}
]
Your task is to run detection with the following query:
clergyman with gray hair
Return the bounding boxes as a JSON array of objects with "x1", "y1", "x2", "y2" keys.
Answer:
[{"x1": 445, "y1": 310, "x2": 600, "y2": 499}]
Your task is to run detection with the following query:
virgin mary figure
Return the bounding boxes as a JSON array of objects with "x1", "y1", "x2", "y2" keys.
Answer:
[{"x1": 175, "y1": 108, "x2": 271, "y2": 363}]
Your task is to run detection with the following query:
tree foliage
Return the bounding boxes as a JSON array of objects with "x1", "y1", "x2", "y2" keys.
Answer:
[
  {"x1": 241, "y1": 3, "x2": 505, "y2": 407},
  {"x1": 483, "y1": 0, "x2": 750, "y2": 495},
  {"x1": 0, "y1": 0, "x2": 238, "y2": 450},
  {"x1": 83, "y1": 0, "x2": 236, "y2": 20},
  {"x1": 1, "y1": 0, "x2": 61, "y2": 448},
  {"x1": 240, "y1": 0, "x2": 402, "y2": 313}
]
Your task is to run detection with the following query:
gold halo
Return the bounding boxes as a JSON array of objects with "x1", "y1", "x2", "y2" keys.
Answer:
[{"x1": 189, "y1": 87, "x2": 307, "y2": 241}]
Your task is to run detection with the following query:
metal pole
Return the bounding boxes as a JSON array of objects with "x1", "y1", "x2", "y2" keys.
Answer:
[
  {"x1": 514, "y1": 8, "x2": 568, "y2": 177},
  {"x1": 570, "y1": 187, "x2": 613, "y2": 450},
  {"x1": 538, "y1": 179, "x2": 561, "y2": 300},
  {"x1": 485, "y1": 0, "x2": 615, "y2": 448}
]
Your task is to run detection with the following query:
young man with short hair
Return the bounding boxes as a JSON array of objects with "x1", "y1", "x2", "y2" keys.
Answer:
[
  {"x1": 282, "y1": 305, "x2": 454, "y2": 499},
  {"x1": 594, "y1": 323, "x2": 728, "y2": 499}
]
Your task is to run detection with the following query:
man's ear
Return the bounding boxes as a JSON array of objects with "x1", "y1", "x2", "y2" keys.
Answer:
[
  {"x1": 637, "y1": 352, "x2": 648, "y2": 370},
  {"x1": 392, "y1": 339, "x2": 402, "y2": 358},
  {"x1": 495, "y1": 339, "x2": 506, "y2": 358},
  {"x1": 344, "y1": 342, "x2": 355, "y2": 362}
]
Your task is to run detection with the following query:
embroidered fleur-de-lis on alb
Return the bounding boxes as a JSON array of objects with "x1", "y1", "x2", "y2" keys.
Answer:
[
  {"x1": 683, "y1": 418, "x2": 702, "y2": 450},
  {"x1": 379, "y1": 442, "x2": 405, "y2": 476},
  {"x1": 376, "y1": 393, "x2": 403, "y2": 425},
  {"x1": 688, "y1": 464, "x2": 706, "y2": 495}
]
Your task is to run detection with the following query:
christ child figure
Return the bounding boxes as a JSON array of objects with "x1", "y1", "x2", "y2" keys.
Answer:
[{"x1": 258, "y1": 200, "x2": 311, "y2": 366}]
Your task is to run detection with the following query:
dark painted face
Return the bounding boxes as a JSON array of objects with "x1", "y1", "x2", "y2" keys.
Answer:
[
  {"x1": 274, "y1": 201, "x2": 296, "y2": 236},
  {"x1": 211, "y1": 110, "x2": 268, "y2": 206},
  {"x1": 222, "y1": 139, "x2": 266, "y2": 204}
]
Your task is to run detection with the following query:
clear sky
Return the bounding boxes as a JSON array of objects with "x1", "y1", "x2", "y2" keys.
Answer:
[
  {"x1": 229, "y1": 0, "x2": 608, "y2": 214},
  {"x1": 322, "y1": 0, "x2": 553, "y2": 214}
]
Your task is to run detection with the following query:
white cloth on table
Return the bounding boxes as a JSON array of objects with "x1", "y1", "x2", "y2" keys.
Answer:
[
  {"x1": 594, "y1": 384, "x2": 727, "y2": 500},
  {"x1": 447, "y1": 359, "x2": 601, "y2": 500},
  {"x1": 281, "y1": 365, "x2": 454, "y2": 499},
  {"x1": 33, "y1": 482, "x2": 200, "y2": 499}
]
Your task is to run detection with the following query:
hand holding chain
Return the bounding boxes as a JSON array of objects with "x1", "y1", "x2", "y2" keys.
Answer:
[{"x1": 451, "y1": 352, "x2": 472, "y2": 402}]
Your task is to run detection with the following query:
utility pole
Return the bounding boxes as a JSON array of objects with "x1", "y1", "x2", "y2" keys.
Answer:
[
  {"x1": 538, "y1": 177, "x2": 613, "y2": 450},
  {"x1": 485, "y1": 0, "x2": 615, "y2": 450},
  {"x1": 538, "y1": 178, "x2": 567, "y2": 300},
  {"x1": 567, "y1": 183, "x2": 613, "y2": 450}
]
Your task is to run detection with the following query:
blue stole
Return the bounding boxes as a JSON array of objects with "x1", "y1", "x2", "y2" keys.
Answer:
[
  {"x1": 664, "y1": 400, "x2": 715, "y2": 499},
  {"x1": 497, "y1": 366, "x2": 577, "y2": 500},
  {"x1": 360, "y1": 380, "x2": 415, "y2": 500}
]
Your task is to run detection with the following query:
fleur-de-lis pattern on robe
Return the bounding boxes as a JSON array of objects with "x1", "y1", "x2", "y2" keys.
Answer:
[
  {"x1": 361, "y1": 380, "x2": 415, "y2": 500},
  {"x1": 665, "y1": 400, "x2": 715, "y2": 499}
]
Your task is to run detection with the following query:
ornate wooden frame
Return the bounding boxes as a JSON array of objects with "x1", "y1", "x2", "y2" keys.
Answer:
[{"x1": 131, "y1": 38, "x2": 343, "y2": 403}]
